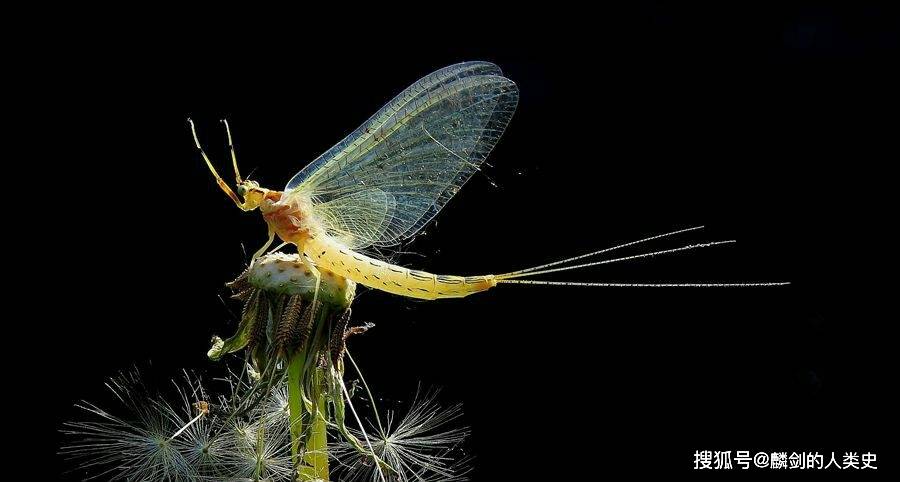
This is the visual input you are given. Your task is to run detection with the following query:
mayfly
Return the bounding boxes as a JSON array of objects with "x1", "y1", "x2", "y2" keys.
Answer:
[{"x1": 189, "y1": 62, "x2": 786, "y2": 301}]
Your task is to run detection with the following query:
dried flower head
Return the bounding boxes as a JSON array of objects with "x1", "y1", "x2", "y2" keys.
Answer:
[{"x1": 209, "y1": 252, "x2": 357, "y2": 369}]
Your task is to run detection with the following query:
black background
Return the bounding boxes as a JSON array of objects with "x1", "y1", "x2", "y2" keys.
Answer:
[{"x1": 25, "y1": 4, "x2": 896, "y2": 479}]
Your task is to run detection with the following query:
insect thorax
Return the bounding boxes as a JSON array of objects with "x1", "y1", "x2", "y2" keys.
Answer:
[{"x1": 261, "y1": 191, "x2": 318, "y2": 246}]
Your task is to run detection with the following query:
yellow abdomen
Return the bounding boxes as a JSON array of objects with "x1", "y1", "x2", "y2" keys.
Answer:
[{"x1": 304, "y1": 236, "x2": 495, "y2": 300}]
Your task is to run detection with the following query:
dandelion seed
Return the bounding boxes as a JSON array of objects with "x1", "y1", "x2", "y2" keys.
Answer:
[
  {"x1": 61, "y1": 370, "x2": 205, "y2": 481},
  {"x1": 62, "y1": 369, "x2": 297, "y2": 481},
  {"x1": 217, "y1": 418, "x2": 293, "y2": 481},
  {"x1": 331, "y1": 387, "x2": 472, "y2": 482}
]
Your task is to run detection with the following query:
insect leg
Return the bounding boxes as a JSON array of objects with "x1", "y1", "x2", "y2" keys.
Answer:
[
  {"x1": 221, "y1": 118, "x2": 243, "y2": 184},
  {"x1": 187, "y1": 118, "x2": 244, "y2": 209},
  {"x1": 251, "y1": 230, "x2": 276, "y2": 261},
  {"x1": 301, "y1": 254, "x2": 322, "y2": 321}
]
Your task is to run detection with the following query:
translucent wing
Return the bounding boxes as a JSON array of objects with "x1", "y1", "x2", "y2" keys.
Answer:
[
  {"x1": 312, "y1": 189, "x2": 394, "y2": 248},
  {"x1": 286, "y1": 61, "x2": 518, "y2": 249}
]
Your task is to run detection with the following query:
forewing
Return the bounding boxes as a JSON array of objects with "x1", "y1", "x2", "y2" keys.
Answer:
[{"x1": 287, "y1": 62, "x2": 518, "y2": 249}]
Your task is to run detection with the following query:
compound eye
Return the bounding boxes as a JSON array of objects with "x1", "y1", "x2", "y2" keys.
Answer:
[{"x1": 236, "y1": 185, "x2": 247, "y2": 197}]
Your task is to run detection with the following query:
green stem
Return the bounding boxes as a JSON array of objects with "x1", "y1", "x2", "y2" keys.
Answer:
[
  {"x1": 290, "y1": 304, "x2": 334, "y2": 481},
  {"x1": 287, "y1": 350, "x2": 307, "y2": 476},
  {"x1": 255, "y1": 420, "x2": 266, "y2": 480},
  {"x1": 299, "y1": 367, "x2": 329, "y2": 480}
]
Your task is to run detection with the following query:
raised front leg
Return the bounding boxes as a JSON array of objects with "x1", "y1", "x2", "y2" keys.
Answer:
[{"x1": 188, "y1": 118, "x2": 245, "y2": 209}]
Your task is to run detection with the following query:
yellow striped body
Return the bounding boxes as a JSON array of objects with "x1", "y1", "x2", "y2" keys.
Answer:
[
  {"x1": 258, "y1": 191, "x2": 496, "y2": 300},
  {"x1": 304, "y1": 236, "x2": 496, "y2": 300}
]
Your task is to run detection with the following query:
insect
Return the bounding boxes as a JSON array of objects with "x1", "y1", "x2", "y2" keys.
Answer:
[{"x1": 190, "y1": 62, "x2": 785, "y2": 300}]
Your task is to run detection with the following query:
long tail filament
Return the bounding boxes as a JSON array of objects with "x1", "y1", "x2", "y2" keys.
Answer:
[{"x1": 494, "y1": 226, "x2": 788, "y2": 288}]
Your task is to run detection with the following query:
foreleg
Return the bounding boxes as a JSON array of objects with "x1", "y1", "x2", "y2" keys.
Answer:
[{"x1": 251, "y1": 230, "x2": 276, "y2": 262}]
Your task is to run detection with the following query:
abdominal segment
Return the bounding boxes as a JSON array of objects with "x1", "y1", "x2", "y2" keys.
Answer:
[{"x1": 305, "y1": 237, "x2": 495, "y2": 300}]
